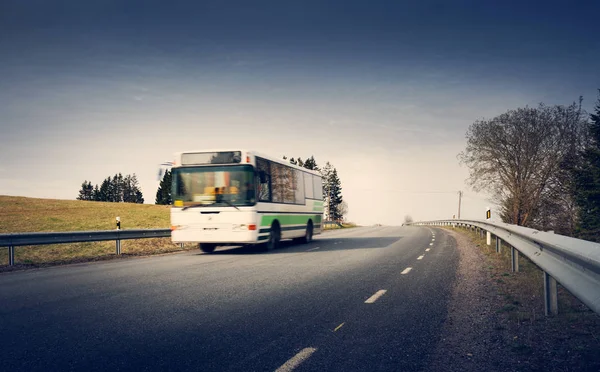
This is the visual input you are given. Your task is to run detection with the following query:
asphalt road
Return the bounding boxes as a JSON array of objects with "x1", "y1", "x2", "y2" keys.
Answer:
[{"x1": 0, "y1": 226, "x2": 459, "y2": 371}]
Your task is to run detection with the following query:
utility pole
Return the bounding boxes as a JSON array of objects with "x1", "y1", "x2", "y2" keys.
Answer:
[{"x1": 457, "y1": 191, "x2": 462, "y2": 219}]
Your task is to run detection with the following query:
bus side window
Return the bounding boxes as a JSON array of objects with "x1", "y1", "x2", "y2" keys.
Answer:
[
  {"x1": 313, "y1": 175, "x2": 323, "y2": 199},
  {"x1": 304, "y1": 172, "x2": 314, "y2": 199},
  {"x1": 256, "y1": 157, "x2": 271, "y2": 202}
]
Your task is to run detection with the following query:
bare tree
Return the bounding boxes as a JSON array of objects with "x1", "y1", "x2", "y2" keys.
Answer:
[
  {"x1": 458, "y1": 102, "x2": 586, "y2": 230},
  {"x1": 404, "y1": 215, "x2": 413, "y2": 224}
]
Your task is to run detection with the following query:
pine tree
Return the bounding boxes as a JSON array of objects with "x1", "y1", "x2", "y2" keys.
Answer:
[
  {"x1": 92, "y1": 185, "x2": 101, "y2": 201},
  {"x1": 303, "y1": 156, "x2": 318, "y2": 170},
  {"x1": 99, "y1": 177, "x2": 111, "y2": 202},
  {"x1": 155, "y1": 170, "x2": 172, "y2": 205},
  {"x1": 321, "y1": 162, "x2": 334, "y2": 220},
  {"x1": 76, "y1": 181, "x2": 93, "y2": 200},
  {"x1": 127, "y1": 174, "x2": 144, "y2": 204},
  {"x1": 123, "y1": 174, "x2": 135, "y2": 202},
  {"x1": 328, "y1": 168, "x2": 344, "y2": 221},
  {"x1": 296, "y1": 157, "x2": 304, "y2": 167},
  {"x1": 135, "y1": 188, "x2": 144, "y2": 204},
  {"x1": 289, "y1": 157, "x2": 297, "y2": 165},
  {"x1": 112, "y1": 173, "x2": 124, "y2": 202},
  {"x1": 574, "y1": 90, "x2": 600, "y2": 241}
]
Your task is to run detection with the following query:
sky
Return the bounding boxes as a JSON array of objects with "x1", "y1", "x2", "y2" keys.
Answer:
[{"x1": 1, "y1": 0, "x2": 599, "y2": 226}]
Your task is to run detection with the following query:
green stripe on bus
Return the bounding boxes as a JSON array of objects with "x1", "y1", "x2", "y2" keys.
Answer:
[{"x1": 259, "y1": 214, "x2": 322, "y2": 227}]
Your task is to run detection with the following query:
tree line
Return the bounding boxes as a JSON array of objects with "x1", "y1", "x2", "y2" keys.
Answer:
[
  {"x1": 459, "y1": 90, "x2": 600, "y2": 242},
  {"x1": 77, "y1": 173, "x2": 144, "y2": 203},
  {"x1": 154, "y1": 155, "x2": 347, "y2": 222}
]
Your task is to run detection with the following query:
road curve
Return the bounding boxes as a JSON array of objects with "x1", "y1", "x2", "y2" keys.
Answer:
[{"x1": 0, "y1": 226, "x2": 459, "y2": 371}]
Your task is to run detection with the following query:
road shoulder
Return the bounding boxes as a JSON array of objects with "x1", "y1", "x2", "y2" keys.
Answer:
[{"x1": 426, "y1": 228, "x2": 600, "y2": 372}]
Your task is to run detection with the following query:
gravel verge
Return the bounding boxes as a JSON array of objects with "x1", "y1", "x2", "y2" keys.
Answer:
[{"x1": 425, "y1": 228, "x2": 600, "y2": 372}]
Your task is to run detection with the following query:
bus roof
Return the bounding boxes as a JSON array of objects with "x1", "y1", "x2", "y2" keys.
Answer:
[{"x1": 174, "y1": 149, "x2": 323, "y2": 176}]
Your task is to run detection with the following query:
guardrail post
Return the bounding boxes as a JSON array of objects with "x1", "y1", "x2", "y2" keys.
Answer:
[
  {"x1": 544, "y1": 272, "x2": 558, "y2": 316},
  {"x1": 116, "y1": 239, "x2": 121, "y2": 255},
  {"x1": 496, "y1": 237, "x2": 502, "y2": 253},
  {"x1": 8, "y1": 245, "x2": 15, "y2": 266},
  {"x1": 511, "y1": 247, "x2": 519, "y2": 272}
]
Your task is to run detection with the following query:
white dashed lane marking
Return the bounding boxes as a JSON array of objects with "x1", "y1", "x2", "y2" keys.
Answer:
[
  {"x1": 401, "y1": 267, "x2": 412, "y2": 275},
  {"x1": 365, "y1": 290, "x2": 387, "y2": 304},
  {"x1": 275, "y1": 348, "x2": 317, "y2": 372}
]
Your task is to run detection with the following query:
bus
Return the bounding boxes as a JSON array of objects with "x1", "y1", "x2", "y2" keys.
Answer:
[{"x1": 169, "y1": 150, "x2": 324, "y2": 252}]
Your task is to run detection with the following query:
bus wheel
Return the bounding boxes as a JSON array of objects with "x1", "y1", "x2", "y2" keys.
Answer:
[
  {"x1": 302, "y1": 222, "x2": 314, "y2": 244},
  {"x1": 199, "y1": 243, "x2": 216, "y2": 253},
  {"x1": 266, "y1": 223, "x2": 281, "y2": 251}
]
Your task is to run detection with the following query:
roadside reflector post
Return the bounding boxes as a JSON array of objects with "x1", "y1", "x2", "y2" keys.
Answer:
[
  {"x1": 485, "y1": 207, "x2": 492, "y2": 244},
  {"x1": 116, "y1": 217, "x2": 121, "y2": 255},
  {"x1": 544, "y1": 271, "x2": 558, "y2": 316},
  {"x1": 8, "y1": 245, "x2": 15, "y2": 266},
  {"x1": 496, "y1": 237, "x2": 502, "y2": 253},
  {"x1": 511, "y1": 247, "x2": 520, "y2": 272}
]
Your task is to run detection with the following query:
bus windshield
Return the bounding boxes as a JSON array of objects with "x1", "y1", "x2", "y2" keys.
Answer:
[{"x1": 172, "y1": 165, "x2": 256, "y2": 208}]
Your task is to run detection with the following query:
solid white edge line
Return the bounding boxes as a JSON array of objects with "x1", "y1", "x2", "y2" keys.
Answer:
[
  {"x1": 417, "y1": 255, "x2": 424, "y2": 260},
  {"x1": 365, "y1": 289, "x2": 387, "y2": 304},
  {"x1": 275, "y1": 347, "x2": 317, "y2": 372},
  {"x1": 401, "y1": 267, "x2": 412, "y2": 275},
  {"x1": 306, "y1": 247, "x2": 320, "y2": 252}
]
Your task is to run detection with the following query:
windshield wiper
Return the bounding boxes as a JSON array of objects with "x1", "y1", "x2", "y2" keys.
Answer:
[
  {"x1": 218, "y1": 199, "x2": 240, "y2": 210},
  {"x1": 181, "y1": 203, "x2": 204, "y2": 211}
]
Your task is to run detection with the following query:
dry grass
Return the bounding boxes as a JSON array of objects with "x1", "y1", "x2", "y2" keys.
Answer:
[
  {"x1": 0, "y1": 195, "x2": 190, "y2": 270},
  {"x1": 323, "y1": 222, "x2": 359, "y2": 230},
  {"x1": 0, "y1": 195, "x2": 171, "y2": 233}
]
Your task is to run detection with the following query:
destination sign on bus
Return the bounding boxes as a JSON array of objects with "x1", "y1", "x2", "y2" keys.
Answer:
[{"x1": 181, "y1": 151, "x2": 242, "y2": 166}]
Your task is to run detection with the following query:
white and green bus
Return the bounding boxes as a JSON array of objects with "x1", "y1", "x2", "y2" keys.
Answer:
[{"x1": 169, "y1": 150, "x2": 324, "y2": 252}]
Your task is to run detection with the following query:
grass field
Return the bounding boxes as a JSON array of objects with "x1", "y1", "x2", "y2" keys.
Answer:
[
  {"x1": 0, "y1": 195, "x2": 182, "y2": 270},
  {"x1": 0, "y1": 195, "x2": 171, "y2": 233}
]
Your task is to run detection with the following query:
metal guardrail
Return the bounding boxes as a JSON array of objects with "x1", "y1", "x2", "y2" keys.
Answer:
[
  {"x1": 410, "y1": 219, "x2": 600, "y2": 316},
  {"x1": 0, "y1": 229, "x2": 171, "y2": 266}
]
